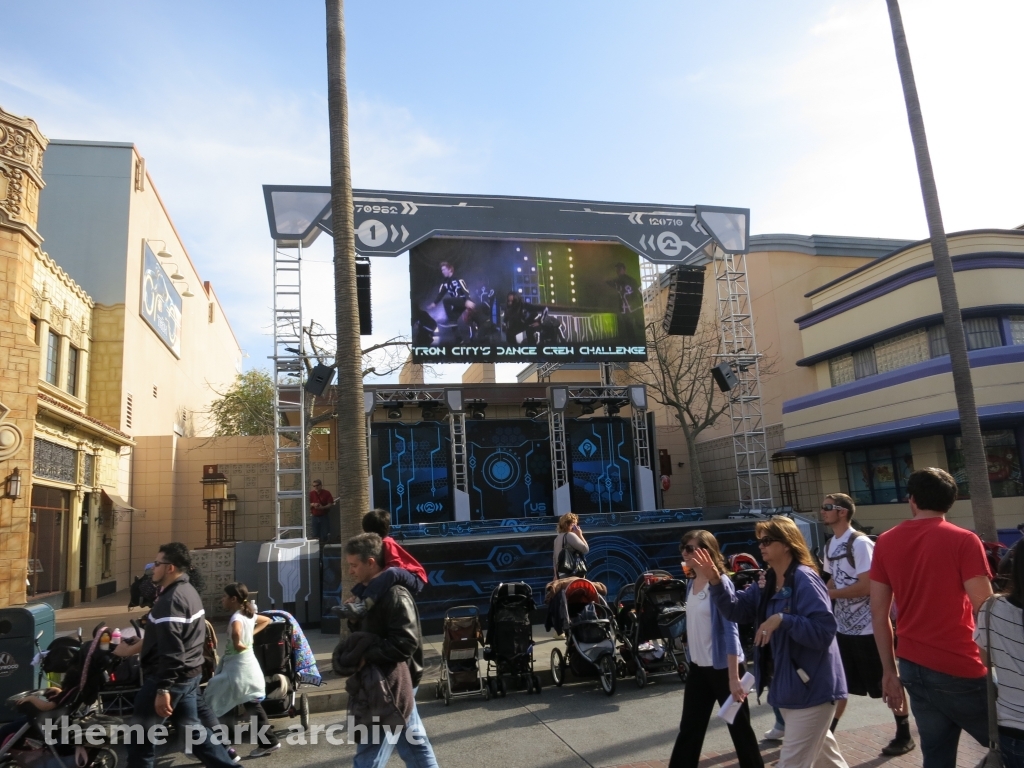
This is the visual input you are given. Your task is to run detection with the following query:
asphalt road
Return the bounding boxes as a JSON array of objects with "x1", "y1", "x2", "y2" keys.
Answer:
[{"x1": 143, "y1": 672, "x2": 904, "y2": 768}]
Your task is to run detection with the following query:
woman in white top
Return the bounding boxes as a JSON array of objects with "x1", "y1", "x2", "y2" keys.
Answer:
[
  {"x1": 976, "y1": 539, "x2": 1024, "y2": 768},
  {"x1": 553, "y1": 513, "x2": 589, "y2": 581},
  {"x1": 203, "y1": 583, "x2": 280, "y2": 757},
  {"x1": 669, "y1": 530, "x2": 763, "y2": 768}
]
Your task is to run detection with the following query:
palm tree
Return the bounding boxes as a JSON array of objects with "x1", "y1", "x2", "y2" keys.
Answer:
[
  {"x1": 325, "y1": 0, "x2": 370, "y2": 564},
  {"x1": 885, "y1": 0, "x2": 996, "y2": 540}
]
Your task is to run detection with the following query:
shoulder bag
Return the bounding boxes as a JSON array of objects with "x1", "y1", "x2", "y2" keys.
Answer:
[
  {"x1": 977, "y1": 595, "x2": 1004, "y2": 768},
  {"x1": 557, "y1": 533, "x2": 588, "y2": 578}
]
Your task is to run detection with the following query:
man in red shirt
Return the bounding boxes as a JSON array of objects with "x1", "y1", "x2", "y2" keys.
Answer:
[
  {"x1": 309, "y1": 479, "x2": 333, "y2": 543},
  {"x1": 870, "y1": 467, "x2": 993, "y2": 768}
]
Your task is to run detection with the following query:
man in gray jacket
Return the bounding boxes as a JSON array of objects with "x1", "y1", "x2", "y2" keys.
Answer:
[{"x1": 344, "y1": 533, "x2": 438, "y2": 768}]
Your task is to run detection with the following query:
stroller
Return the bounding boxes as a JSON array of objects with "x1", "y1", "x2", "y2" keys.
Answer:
[
  {"x1": 0, "y1": 626, "x2": 119, "y2": 768},
  {"x1": 435, "y1": 606, "x2": 487, "y2": 705},
  {"x1": 550, "y1": 579, "x2": 617, "y2": 696},
  {"x1": 483, "y1": 583, "x2": 540, "y2": 697},
  {"x1": 251, "y1": 615, "x2": 311, "y2": 731},
  {"x1": 728, "y1": 554, "x2": 763, "y2": 657},
  {"x1": 616, "y1": 571, "x2": 688, "y2": 688}
]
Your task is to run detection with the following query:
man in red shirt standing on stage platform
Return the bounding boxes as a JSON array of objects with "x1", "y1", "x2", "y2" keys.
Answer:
[
  {"x1": 309, "y1": 479, "x2": 334, "y2": 543},
  {"x1": 870, "y1": 467, "x2": 993, "y2": 768}
]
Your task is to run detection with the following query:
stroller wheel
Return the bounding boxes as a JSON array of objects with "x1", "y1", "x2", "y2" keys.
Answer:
[
  {"x1": 443, "y1": 684, "x2": 452, "y2": 706},
  {"x1": 434, "y1": 681, "x2": 441, "y2": 699},
  {"x1": 92, "y1": 748, "x2": 118, "y2": 768},
  {"x1": 616, "y1": 658, "x2": 627, "y2": 679},
  {"x1": 677, "y1": 662, "x2": 689, "y2": 683},
  {"x1": 550, "y1": 648, "x2": 565, "y2": 687},
  {"x1": 483, "y1": 680, "x2": 491, "y2": 700},
  {"x1": 599, "y1": 655, "x2": 617, "y2": 696},
  {"x1": 496, "y1": 674, "x2": 507, "y2": 698},
  {"x1": 532, "y1": 673, "x2": 542, "y2": 694},
  {"x1": 300, "y1": 694, "x2": 310, "y2": 731},
  {"x1": 635, "y1": 665, "x2": 648, "y2": 689}
]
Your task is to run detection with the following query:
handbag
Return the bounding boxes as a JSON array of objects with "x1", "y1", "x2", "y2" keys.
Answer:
[
  {"x1": 976, "y1": 595, "x2": 1004, "y2": 768},
  {"x1": 556, "y1": 534, "x2": 588, "y2": 578}
]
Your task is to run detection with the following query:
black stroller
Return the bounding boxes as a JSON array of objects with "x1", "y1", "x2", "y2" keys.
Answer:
[
  {"x1": 251, "y1": 616, "x2": 310, "y2": 732},
  {"x1": 549, "y1": 579, "x2": 617, "y2": 696},
  {"x1": 483, "y1": 583, "x2": 540, "y2": 696},
  {"x1": 616, "y1": 571, "x2": 688, "y2": 688},
  {"x1": 0, "y1": 626, "x2": 119, "y2": 768}
]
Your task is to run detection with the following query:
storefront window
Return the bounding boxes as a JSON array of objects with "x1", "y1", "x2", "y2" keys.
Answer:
[
  {"x1": 944, "y1": 431, "x2": 1023, "y2": 498},
  {"x1": 34, "y1": 439, "x2": 77, "y2": 484},
  {"x1": 844, "y1": 442, "x2": 914, "y2": 505}
]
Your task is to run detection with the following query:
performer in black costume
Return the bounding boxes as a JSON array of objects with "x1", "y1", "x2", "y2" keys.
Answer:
[{"x1": 428, "y1": 262, "x2": 475, "y2": 323}]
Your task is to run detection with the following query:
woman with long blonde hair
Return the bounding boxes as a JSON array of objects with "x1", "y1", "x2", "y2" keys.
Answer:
[
  {"x1": 691, "y1": 516, "x2": 848, "y2": 768},
  {"x1": 553, "y1": 512, "x2": 589, "y2": 581},
  {"x1": 669, "y1": 530, "x2": 763, "y2": 768}
]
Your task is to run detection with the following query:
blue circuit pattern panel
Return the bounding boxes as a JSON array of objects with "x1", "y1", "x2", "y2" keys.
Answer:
[
  {"x1": 466, "y1": 419, "x2": 553, "y2": 520},
  {"x1": 371, "y1": 422, "x2": 453, "y2": 525},
  {"x1": 567, "y1": 417, "x2": 636, "y2": 514}
]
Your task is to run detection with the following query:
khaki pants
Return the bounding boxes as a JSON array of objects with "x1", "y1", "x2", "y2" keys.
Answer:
[{"x1": 778, "y1": 702, "x2": 849, "y2": 768}]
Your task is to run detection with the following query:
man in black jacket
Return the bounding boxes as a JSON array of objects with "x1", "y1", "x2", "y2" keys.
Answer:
[
  {"x1": 344, "y1": 533, "x2": 438, "y2": 768},
  {"x1": 122, "y1": 542, "x2": 236, "y2": 768}
]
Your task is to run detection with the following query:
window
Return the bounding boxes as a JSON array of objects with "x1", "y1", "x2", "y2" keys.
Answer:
[
  {"x1": 153, "y1": 385, "x2": 158, "y2": 399},
  {"x1": 852, "y1": 347, "x2": 877, "y2": 379},
  {"x1": 45, "y1": 331, "x2": 60, "y2": 385},
  {"x1": 944, "y1": 431, "x2": 1023, "y2": 498},
  {"x1": 965, "y1": 317, "x2": 1002, "y2": 350},
  {"x1": 844, "y1": 442, "x2": 914, "y2": 505},
  {"x1": 928, "y1": 324, "x2": 948, "y2": 357},
  {"x1": 83, "y1": 453, "x2": 95, "y2": 486},
  {"x1": 1010, "y1": 316, "x2": 1024, "y2": 346},
  {"x1": 34, "y1": 438, "x2": 77, "y2": 483},
  {"x1": 67, "y1": 346, "x2": 79, "y2": 396},
  {"x1": 829, "y1": 354, "x2": 855, "y2": 386},
  {"x1": 125, "y1": 393, "x2": 133, "y2": 430},
  {"x1": 30, "y1": 317, "x2": 38, "y2": 344},
  {"x1": 874, "y1": 329, "x2": 929, "y2": 373}
]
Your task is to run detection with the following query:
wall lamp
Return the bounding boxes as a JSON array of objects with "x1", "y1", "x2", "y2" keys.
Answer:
[
  {"x1": 3, "y1": 468, "x2": 21, "y2": 499},
  {"x1": 146, "y1": 239, "x2": 175, "y2": 259},
  {"x1": 166, "y1": 264, "x2": 185, "y2": 281},
  {"x1": 174, "y1": 281, "x2": 195, "y2": 298}
]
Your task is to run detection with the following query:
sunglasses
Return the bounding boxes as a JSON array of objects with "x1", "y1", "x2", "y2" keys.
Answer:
[
  {"x1": 757, "y1": 537, "x2": 779, "y2": 547},
  {"x1": 680, "y1": 544, "x2": 701, "y2": 555},
  {"x1": 153, "y1": 560, "x2": 171, "y2": 567},
  {"x1": 820, "y1": 503, "x2": 847, "y2": 512}
]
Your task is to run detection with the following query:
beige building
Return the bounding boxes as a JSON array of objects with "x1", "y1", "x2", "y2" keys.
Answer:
[{"x1": 783, "y1": 229, "x2": 1024, "y2": 533}]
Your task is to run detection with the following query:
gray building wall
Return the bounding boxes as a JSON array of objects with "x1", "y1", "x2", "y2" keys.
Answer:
[{"x1": 37, "y1": 140, "x2": 132, "y2": 305}]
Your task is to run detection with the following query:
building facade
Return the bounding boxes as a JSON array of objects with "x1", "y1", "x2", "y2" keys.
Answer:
[{"x1": 783, "y1": 229, "x2": 1024, "y2": 533}]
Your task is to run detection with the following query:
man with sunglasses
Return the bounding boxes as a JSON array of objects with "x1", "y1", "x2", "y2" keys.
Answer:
[
  {"x1": 121, "y1": 542, "x2": 236, "y2": 768},
  {"x1": 821, "y1": 494, "x2": 914, "y2": 756}
]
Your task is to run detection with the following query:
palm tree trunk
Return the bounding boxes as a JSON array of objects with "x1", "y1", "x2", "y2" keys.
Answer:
[
  {"x1": 326, "y1": 0, "x2": 369, "y2": 567},
  {"x1": 886, "y1": 0, "x2": 996, "y2": 540}
]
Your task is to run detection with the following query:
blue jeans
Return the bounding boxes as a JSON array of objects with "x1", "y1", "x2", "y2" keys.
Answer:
[
  {"x1": 898, "y1": 659, "x2": 988, "y2": 768},
  {"x1": 773, "y1": 707, "x2": 786, "y2": 730},
  {"x1": 127, "y1": 676, "x2": 237, "y2": 768},
  {"x1": 353, "y1": 688, "x2": 438, "y2": 768},
  {"x1": 1002, "y1": 732, "x2": 1024, "y2": 768},
  {"x1": 311, "y1": 514, "x2": 330, "y2": 542}
]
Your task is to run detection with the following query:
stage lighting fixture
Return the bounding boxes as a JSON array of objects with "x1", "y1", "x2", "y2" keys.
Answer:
[
  {"x1": 387, "y1": 406, "x2": 403, "y2": 420},
  {"x1": 606, "y1": 400, "x2": 623, "y2": 416},
  {"x1": 468, "y1": 400, "x2": 487, "y2": 420},
  {"x1": 421, "y1": 404, "x2": 440, "y2": 421},
  {"x1": 547, "y1": 386, "x2": 569, "y2": 412},
  {"x1": 578, "y1": 398, "x2": 597, "y2": 416}
]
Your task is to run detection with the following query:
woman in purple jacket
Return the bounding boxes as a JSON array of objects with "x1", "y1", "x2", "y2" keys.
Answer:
[
  {"x1": 669, "y1": 530, "x2": 764, "y2": 768},
  {"x1": 692, "y1": 517, "x2": 849, "y2": 768}
]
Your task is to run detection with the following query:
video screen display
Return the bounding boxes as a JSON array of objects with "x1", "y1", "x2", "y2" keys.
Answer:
[{"x1": 409, "y1": 238, "x2": 647, "y2": 363}]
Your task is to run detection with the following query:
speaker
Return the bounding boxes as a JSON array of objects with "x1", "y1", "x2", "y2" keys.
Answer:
[
  {"x1": 712, "y1": 362, "x2": 739, "y2": 392},
  {"x1": 662, "y1": 265, "x2": 706, "y2": 336},
  {"x1": 305, "y1": 364, "x2": 335, "y2": 396},
  {"x1": 357, "y1": 258, "x2": 372, "y2": 335}
]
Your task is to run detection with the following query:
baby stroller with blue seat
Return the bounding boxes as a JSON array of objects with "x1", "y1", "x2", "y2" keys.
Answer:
[
  {"x1": 549, "y1": 579, "x2": 617, "y2": 696},
  {"x1": 616, "y1": 571, "x2": 688, "y2": 688}
]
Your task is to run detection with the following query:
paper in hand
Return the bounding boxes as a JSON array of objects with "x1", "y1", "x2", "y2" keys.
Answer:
[{"x1": 717, "y1": 672, "x2": 756, "y2": 724}]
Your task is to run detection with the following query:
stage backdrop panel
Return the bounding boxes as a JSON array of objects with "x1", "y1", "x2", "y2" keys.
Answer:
[
  {"x1": 567, "y1": 417, "x2": 637, "y2": 514},
  {"x1": 466, "y1": 419, "x2": 553, "y2": 520},
  {"x1": 409, "y1": 238, "x2": 646, "y2": 364},
  {"x1": 371, "y1": 422, "x2": 453, "y2": 525}
]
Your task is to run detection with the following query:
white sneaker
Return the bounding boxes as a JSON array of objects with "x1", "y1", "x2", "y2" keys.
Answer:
[
  {"x1": 250, "y1": 744, "x2": 281, "y2": 758},
  {"x1": 763, "y1": 726, "x2": 785, "y2": 741}
]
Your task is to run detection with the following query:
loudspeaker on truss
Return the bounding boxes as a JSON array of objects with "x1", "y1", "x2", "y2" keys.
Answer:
[{"x1": 661, "y1": 265, "x2": 706, "y2": 336}]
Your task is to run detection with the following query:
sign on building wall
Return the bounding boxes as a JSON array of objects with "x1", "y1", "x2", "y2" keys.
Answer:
[{"x1": 140, "y1": 244, "x2": 182, "y2": 358}]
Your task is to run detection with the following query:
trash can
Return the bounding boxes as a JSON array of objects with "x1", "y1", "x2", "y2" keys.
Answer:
[{"x1": 0, "y1": 603, "x2": 56, "y2": 721}]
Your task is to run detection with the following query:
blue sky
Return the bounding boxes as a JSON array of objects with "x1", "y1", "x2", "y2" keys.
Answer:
[{"x1": 3, "y1": 1, "x2": 1022, "y2": 382}]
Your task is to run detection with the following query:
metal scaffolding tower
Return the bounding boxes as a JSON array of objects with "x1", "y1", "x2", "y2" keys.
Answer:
[
  {"x1": 711, "y1": 246, "x2": 773, "y2": 510},
  {"x1": 272, "y1": 242, "x2": 307, "y2": 540}
]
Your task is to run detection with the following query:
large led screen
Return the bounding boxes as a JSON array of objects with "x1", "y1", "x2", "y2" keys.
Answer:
[{"x1": 410, "y1": 239, "x2": 647, "y2": 363}]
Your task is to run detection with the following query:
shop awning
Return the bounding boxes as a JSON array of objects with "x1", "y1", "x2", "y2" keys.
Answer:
[{"x1": 101, "y1": 490, "x2": 136, "y2": 511}]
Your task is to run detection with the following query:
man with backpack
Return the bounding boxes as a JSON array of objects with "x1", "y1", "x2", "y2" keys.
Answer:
[{"x1": 821, "y1": 493, "x2": 915, "y2": 756}]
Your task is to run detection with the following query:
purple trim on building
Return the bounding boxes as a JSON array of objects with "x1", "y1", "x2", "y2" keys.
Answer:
[
  {"x1": 785, "y1": 401, "x2": 1024, "y2": 453},
  {"x1": 804, "y1": 230, "x2": 1024, "y2": 299},
  {"x1": 782, "y1": 345, "x2": 1024, "y2": 415},
  {"x1": 796, "y1": 253, "x2": 1024, "y2": 330},
  {"x1": 795, "y1": 304, "x2": 1024, "y2": 367}
]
